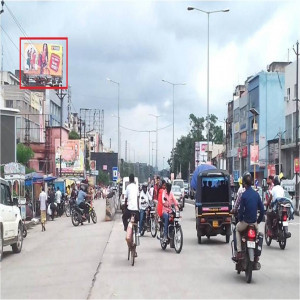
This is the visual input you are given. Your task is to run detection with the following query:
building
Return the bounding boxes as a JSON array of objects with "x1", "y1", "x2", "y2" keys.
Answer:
[
  {"x1": 227, "y1": 62, "x2": 289, "y2": 182},
  {"x1": 282, "y1": 60, "x2": 299, "y2": 179}
]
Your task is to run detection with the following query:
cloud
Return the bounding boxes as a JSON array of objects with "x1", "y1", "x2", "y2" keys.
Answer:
[{"x1": 2, "y1": 0, "x2": 300, "y2": 169}]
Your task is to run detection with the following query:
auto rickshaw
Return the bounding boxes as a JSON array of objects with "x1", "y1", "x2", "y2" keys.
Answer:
[{"x1": 195, "y1": 169, "x2": 232, "y2": 244}]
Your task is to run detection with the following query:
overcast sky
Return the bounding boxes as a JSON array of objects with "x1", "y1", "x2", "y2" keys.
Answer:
[{"x1": 1, "y1": 0, "x2": 300, "y2": 169}]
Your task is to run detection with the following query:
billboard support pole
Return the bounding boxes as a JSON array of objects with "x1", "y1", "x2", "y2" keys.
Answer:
[{"x1": 56, "y1": 87, "x2": 67, "y2": 177}]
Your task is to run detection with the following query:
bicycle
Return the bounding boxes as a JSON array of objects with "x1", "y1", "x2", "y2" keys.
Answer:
[{"x1": 126, "y1": 213, "x2": 139, "y2": 266}]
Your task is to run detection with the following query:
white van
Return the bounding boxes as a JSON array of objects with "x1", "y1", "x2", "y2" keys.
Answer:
[
  {"x1": 0, "y1": 177, "x2": 23, "y2": 261},
  {"x1": 121, "y1": 176, "x2": 139, "y2": 206}
]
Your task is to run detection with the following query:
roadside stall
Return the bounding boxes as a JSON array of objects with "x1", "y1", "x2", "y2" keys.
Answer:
[
  {"x1": 25, "y1": 172, "x2": 44, "y2": 217},
  {"x1": 4, "y1": 162, "x2": 26, "y2": 219}
]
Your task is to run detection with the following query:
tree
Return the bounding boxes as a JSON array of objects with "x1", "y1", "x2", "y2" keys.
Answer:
[
  {"x1": 17, "y1": 143, "x2": 34, "y2": 165},
  {"x1": 97, "y1": 170, "x2": 110, "y2": 185},
  {"x1": 69, "y1": 130, "x2": 80, "y2": 140}
]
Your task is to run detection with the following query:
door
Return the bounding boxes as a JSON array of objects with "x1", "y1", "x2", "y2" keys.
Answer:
[{"x1": 1, "y1": 183, "x2": 15, "y2": 239}]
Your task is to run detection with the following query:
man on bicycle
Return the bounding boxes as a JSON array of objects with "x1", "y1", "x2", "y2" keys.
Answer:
[{"x1": 122, "y1": 173, "x2": 139, "y2": 231}]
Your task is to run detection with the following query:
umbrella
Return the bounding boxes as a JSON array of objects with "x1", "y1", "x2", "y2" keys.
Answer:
[{"x1": 190, "y1": 164, "x2": 216, "y2": 190}]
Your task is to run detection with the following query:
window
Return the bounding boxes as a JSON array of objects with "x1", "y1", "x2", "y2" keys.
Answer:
[
  {"x1": 1, "y1": 183, "x2": 11, "y2": 205},
  {"x1": 39, "y1": 160, "x2": 44, "y2": 171},
  {"x1": 287, "y1": 87, "x2": 290, "y2": 101},
  {"x1": 6, "y1": 100, "x2": 13, "y2": 108}
]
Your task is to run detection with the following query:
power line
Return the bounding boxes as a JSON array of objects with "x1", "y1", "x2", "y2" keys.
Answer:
[{"x1": 120, "y1": 123, "x2": 172, "y2": 133}]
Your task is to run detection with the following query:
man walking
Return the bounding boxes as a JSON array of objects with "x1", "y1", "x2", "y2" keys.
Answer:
[
  {"x1": 55, "y1": 187, "x2": 62, "y2": 216},
  {"x1": 39, "y1": 188, "x2": 47, "y2": 231}
]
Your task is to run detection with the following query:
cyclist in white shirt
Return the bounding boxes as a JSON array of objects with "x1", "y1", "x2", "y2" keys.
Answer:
[{"x1": 122, "y1": 174, "x2": 139, "y2": 231}]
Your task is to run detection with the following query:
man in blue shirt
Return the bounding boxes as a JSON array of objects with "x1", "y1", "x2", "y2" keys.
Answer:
[
  {"x1": 236, "y1": 172, "x2": 264, "y2": 259},
  {"x1": 77, "y1": 185, "x2": 89, "y2": 219}
]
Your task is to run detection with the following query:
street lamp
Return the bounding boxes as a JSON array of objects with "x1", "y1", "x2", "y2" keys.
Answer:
[
  {"x1": 250, "y1": 108, "x2": 259, "y2": 184},
  {"x1": 107, "y1": 78, "x2": 120, "y2": 177},
  {"x1": 149, "y1": 114, "x2": 160, "y2": 172},
  {"x1": 162, "y1": 79, "x2": 185, "y2": 174},
  {"x1": 187, "y1": 6, "x2": 229, "y2": 161}
]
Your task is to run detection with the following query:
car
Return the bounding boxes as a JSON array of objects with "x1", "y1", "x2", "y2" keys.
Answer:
[
  {"x1": 173, "y1": 179, "x2": 185, "y2": 199},
  {"x1": 0, "y1": 177, "x2": 24, "y2": 261},
  {"x1": 171, "y1": 185, "x2": 184, "y2": 210},
  {"x1": 183, "y1": 182, "x2": 189, "y2": 198}
]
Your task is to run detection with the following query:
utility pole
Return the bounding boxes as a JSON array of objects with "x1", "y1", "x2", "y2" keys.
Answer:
[
  {"x1": 293, "y1": 41, "x2": 299, "y2": 214},
  {"x1": 56, "y1": 88, "x2": 67, "y2": 177}
]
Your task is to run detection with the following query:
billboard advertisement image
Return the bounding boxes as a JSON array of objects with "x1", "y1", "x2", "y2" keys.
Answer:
[
  {"x1": 24, "y1": 43, "x2": 63, "y2": 77},
  {"x1": 55, "y1": 140, "x2": 84, "y2": 174}
]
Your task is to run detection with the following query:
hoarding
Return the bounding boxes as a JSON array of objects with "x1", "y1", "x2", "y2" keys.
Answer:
[
  {"x1": 24, "y1": 43, "x2": 63, "y2": 77},
  {"x1": 90, "y1": 160, "x2": 96, "y2": 171},
  {"x1": 194, "y1": 141, "x2": 212, "y2": 166},
  {"x1": 250, "y1": 145, "x2": 259, "y2": 165},
  {"x1": 55, "y1": 140, "x2": 84, "y2": 174}
]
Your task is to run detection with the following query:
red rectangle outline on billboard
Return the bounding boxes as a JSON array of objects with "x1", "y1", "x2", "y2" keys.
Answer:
[{"x1": 19, "y1": 37, "x2": 68, "y2": 90}]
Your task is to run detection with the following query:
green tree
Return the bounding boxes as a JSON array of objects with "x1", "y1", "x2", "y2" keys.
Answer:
[
  {"x1": 17, "y1": 143, "x2": 34, "y2": 165},
  {"x1": 69, "y1": 130, "x2": 80, "y2": 140},
  {"x1": 97, "y1": 170, "x2": 110, "y2": 185},
  {"x1": 208, "y1": 114, "x2": 224, "y2": 144}
]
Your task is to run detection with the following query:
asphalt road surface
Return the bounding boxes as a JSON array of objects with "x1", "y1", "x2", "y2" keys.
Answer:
[{"x1": 1, "y1": 199, "x2": 299, "y2": 299}]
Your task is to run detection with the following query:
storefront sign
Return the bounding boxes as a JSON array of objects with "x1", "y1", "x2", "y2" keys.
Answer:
[{"x1": 294, "y1": 158, "x2": 299, "y2": 173}]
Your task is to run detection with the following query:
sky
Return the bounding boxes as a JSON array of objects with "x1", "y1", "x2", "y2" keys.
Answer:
[{"x1": 1, "y1": 0, "x2": 300, "y2": 170}]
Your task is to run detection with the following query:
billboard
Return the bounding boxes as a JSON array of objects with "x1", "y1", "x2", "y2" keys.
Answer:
[
  {"x1": 195, "y1": 141, "x2": 212, "y2": 167},
  {"x1": 250, "y1": 145, "x2": 259, "y2": 165},
  {"x1": 55, "y1": 140, "x2": 84, "y2": 174},
  {"x1": 24, "y1": 43, "x2": 63, "y2": 77}
]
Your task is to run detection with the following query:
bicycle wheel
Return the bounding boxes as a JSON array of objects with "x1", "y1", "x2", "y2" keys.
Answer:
[
  {"x1": 131, "y1": 245, "x2": 136, "y2": 266},
  {"x1": 91, "y1": 209, "x2": 97, "y2": 223}
]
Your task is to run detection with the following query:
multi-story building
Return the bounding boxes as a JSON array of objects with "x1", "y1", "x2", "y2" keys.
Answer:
[
  {"x1": 227, "y1": 62, "x2": 289, "y2": 182},
  {"x1": 282, "y1": 61, "x2": 299, "y2": 179}
]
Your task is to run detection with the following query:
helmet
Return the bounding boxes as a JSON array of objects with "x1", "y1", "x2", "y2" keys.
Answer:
[
  {"x1": 273, "y1": 175, "x2": 281, "y2": 186},
  {"x1": 242, "y1": 172, "x2": 252, "y2": 186}
]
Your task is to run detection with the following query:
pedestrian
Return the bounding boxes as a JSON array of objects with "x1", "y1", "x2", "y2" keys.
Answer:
[
  {"x1": 39, "y1": 188, "x2": 47, "y2": 231},
  {"x1": 55, "y1": 187, "x2": 62, "y2": 216}
]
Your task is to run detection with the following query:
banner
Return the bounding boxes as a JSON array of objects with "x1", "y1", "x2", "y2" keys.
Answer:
[
  {"x1": 267, "y1": 164, "x2": 276, "y2": 177},
  {"x1": 24, "y1": 43, "x2": 63, "y2": 77},
  {"x1": 90, "y1": 160, "x2": 96, "y2": 171},
  {"x1": 54, "y1": 140, "x2": 84, "y2": 174},
  {"x1": 30, "y1": 92, "x2": 43, "y2": 111},
  {"x1": 250, "y1": 145, "x2": 259, "y2": 165},
  {"x1": 294, "y1": 158, "x2": 300, "y2": 173}
]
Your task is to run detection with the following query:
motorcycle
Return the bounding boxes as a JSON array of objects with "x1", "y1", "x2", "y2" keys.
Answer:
[
  {"x1": 157, "y1": 206, "x2": 183, "y2": 254},
  {"x1": 265, "y1": 199, "x2": 292, "y2": 250},
  {"x1": 140, "y1": 205, "x2": 151, "y2": 236},
  {"x1": 71, "y1": 201, "x2": 97, "y2": 226},
  {"x1": 231, "y1": 215, "x2": 263, "y2": 283}
]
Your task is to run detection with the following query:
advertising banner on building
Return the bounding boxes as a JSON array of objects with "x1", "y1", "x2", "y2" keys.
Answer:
[
  {"x1": 250, "y1": 145, "x2": 259, "y2": 165},
  {"x1": 90, "y1": 160, "x2": 96, "y2": 171},
  {"x1": 55, "y1": 140, "x2": 84, "y2": 174},
  {"x1": 294, "y1": 158, "x2": 300, "y2": 173},
  {"x1": 30, "y1": 92, "x2": 43, "y2": 111},
  {"x1": 195, "y1": 141, "x2": 212, "y2": 166},
  {"x1": 267, "y1": 164, "x2": 276, "y2": 177},
  {"x1": 24, "y1": 43, "x2": 63, "y2": 77}
]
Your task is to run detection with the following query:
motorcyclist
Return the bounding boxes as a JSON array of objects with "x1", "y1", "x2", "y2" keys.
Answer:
[
  {"x1": 235, "y1": 172, "x2": 264, "y2": 260},
  {"x1": 265, "y1": 175, "x2": 291, "y2": 237},
  {"x1": 76, "y1": 185, "x2": 90, "y2": 221},
  {"x1": 161, "y1": 182, "x2": 179, "y2": 242},
  {"x1": 139, "y1": 183, "x2": 152, "y2": 234}
]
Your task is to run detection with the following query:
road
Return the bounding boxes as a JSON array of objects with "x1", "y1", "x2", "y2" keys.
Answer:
[{"x1": 1, "y1": 198, "x2": 299, "y2": 299}]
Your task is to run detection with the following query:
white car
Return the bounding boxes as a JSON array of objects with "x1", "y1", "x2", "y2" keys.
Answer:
[
  {"x1": 171, "y1": 185, "x2": 184, "y2": 210},
  {"x1": 0, "y1": 177, "x2": 23, "y2": 261}
]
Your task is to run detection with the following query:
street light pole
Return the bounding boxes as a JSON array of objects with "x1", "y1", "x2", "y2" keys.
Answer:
[
  {"x1": 187, "y1": 6, "x2": 229, "y2": 161},
  {"x1": 107, "y1": 78, "x2": 120, "y2": 178},
  {"x1": 149, "y1": 114, "x2": 160, "y2": 173},
  {"x1": 162, "y1": 80, "x2": 185, "y2": 174}
]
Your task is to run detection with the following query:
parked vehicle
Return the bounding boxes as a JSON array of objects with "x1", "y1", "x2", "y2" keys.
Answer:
[
  {"x1": 0, "y1": 177, "x2": 23, "y2": 261},
  {"x1": 231, "y1": 215, "x2": 263, "y2": 283},
  {"x1": 195, "y1": 168, "x2": 232, "y2": 244},
  {"x1": 157, "y1": 205, "x2": 183, "y2": 254},
  {"x1": 265, "y1": 198, "x2": 292, "y2": 250},
  {"x1": 171, "y1": 185, "x2": 184, "y2": 210}
]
